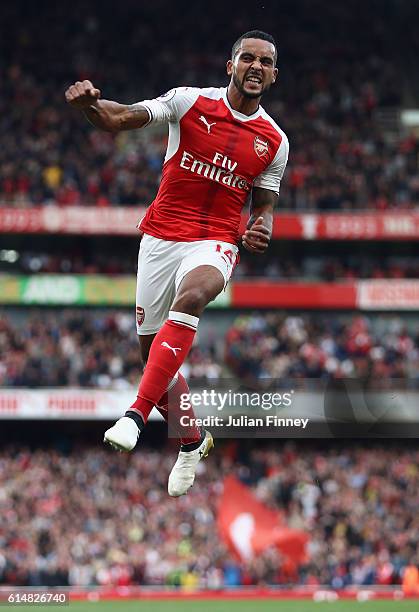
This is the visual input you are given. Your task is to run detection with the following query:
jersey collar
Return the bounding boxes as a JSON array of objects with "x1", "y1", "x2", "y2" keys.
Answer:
[{"x1": 222, "y1": 88, "x2": 263, "y2": 122}]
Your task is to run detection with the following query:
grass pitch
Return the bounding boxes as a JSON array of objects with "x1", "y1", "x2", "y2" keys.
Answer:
[{"x1": 30, "y1": 599, "x2": 418, "y2": 612}]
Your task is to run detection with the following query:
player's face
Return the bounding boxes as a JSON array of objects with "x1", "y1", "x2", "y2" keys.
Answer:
[{"x1": 227, "y1": 38, "x2": 277, "y2": 99}]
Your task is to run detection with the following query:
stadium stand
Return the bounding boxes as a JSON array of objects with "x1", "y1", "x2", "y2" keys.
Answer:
[
  {"x1": 0, "y1": 442, "x2": 418, "y2": 587},
  {"x1": 0, "y1": 310, "x2": 418, "y2": 387},
  {"x1": 1, "y1": 248, "x2": 418, "y2": 280},
  {"x1": 0, "y1": 1, "x2": 417, "y2": 211},
  {"x1": 1, "y1": 0, "x2": 418, "y2": 595}
]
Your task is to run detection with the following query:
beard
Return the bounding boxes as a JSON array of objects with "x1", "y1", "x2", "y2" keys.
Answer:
[{"x1": 233, "y1": 72, "x2": 271, "y2": 99}]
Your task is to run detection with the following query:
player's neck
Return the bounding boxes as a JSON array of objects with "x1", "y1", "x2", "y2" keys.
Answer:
[{"x1": 226, "y1": 84, "x2": 260, "y2": 116}]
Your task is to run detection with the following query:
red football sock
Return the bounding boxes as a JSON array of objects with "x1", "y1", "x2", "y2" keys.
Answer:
[
  {"x1": 129, "y1": 311, "x2": 198, "y2": 426},
  {"x1": 156, "y1": 372, "x2": 201, "y2": 445}
]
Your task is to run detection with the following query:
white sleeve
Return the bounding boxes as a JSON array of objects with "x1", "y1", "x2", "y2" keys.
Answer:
[
  {"x1": 132, "y1": 87, "x2": 199, "y2": 125},
  {"x1": 253, "y1": 132, "x2": 289, "y2": 194}
]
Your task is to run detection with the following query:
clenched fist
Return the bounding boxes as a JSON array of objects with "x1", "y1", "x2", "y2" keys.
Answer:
[
  {"x1": 242, "y1": 216, "x2": 271, "y2": 254},
  {"x1": 65, "y1": 80, "x2": 101, "y2": 109}
]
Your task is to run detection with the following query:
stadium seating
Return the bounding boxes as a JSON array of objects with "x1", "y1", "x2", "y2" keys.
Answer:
[
  {"x1": 0, "y1": 443, "x2": 417, "y2": 587},
  {"x1": 0, "y1": 1, "x2": 417, "y2": 211}
]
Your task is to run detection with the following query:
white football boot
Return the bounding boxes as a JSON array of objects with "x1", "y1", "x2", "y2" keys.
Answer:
[
  {"x1": 168, "y1": 430, "x2": 214, "y2": 497},
  {"x1": 104, "y1": 416, "x2": 139, "y2": 451}
]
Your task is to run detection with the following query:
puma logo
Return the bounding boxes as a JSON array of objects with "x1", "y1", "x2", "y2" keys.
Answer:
[
  {"x1": 161, "y1": 341, "x2": 182, "y2": 356},
  {"x1": 199, "y1": 115, "x2": 216, "y2": 134}
]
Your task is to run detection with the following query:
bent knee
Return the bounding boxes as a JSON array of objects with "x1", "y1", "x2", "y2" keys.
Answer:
[{"x1": 173, "y1": 286, "x2": 212, "y2": 314}]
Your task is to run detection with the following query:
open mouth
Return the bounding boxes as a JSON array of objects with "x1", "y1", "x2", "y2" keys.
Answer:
[{"x1": 245, "y1": 75, "x2": 262, "y2": 85}]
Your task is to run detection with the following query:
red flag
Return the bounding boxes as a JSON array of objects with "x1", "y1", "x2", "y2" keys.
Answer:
[{"x1": 217, "y1": 476, "x2": 308, "y2": 563}]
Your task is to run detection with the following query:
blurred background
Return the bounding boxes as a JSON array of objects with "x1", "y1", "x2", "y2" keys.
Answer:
[{"x1": 1, "y1": 0, "x2": 419, "y2": 596}]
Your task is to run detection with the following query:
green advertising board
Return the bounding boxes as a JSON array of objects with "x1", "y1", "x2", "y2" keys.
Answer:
[{"x1": 0, "y1": 274, "x2": 230, "y2": 307}]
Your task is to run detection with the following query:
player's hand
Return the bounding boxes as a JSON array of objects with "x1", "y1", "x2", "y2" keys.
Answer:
[
  {"x1": 65, "y1": 80, "x2": 101, "y2": 109},
  {"x1": 242, "y1": 216, "x2": 271, "y2": 254}
]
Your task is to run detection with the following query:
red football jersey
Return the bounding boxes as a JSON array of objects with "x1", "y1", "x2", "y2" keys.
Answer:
[{"x1": 137, "y1": 87, "x2": 289, "y2": 244}]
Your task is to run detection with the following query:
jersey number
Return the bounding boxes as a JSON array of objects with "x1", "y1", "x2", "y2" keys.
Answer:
[{"x1": 215, "y1": 244, "x2": 234, "y2": 265}]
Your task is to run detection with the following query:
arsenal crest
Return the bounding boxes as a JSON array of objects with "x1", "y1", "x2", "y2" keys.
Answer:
[
  {"x1": 136, "y1": 306, "x2": 145, "y2": 327},
  {"x1": 254, "y1": 136, "x2": 269, "y2": 159}
]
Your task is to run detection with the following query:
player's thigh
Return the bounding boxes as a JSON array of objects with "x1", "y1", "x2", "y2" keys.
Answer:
[
  {"x1": 173, "y1": 240, "x2": 239, "y2": 307},
  {"x1": 172, "y1": 265, "x2": 225, "y2": 314},
  {"x1": 136, "y1": 234, "x2": 178, "y2": 335}
]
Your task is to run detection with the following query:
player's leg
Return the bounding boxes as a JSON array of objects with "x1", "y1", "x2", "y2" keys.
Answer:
[
  {"x1": 104, "y1": 235, "x2": 176, "y2": 451},
  {"x1": 104, "y1": 236, "x2": 213, "y2": 453},
  {"x1": 165, "y1": 244, "x2": 238, "y2": 494},
  {"x1": 129, "y1": 263, "x2": 223, "y2": 424},
  {"x1": 106, "y1": 333, "x2": 203, "y2": 452},
  {"x1": 152, "y1": 265, "x2": 228, "y2": 451},
  {"x1": 135, "y1": 334, "x2": 200, "y2": 444},
  {"x1": 131, "y1": 241, "x2": 237, "y2": 495},
  {"x1": 136, "y1": 265, "x2": 221, "y2": 495},
  {"x1": 138, "y1": 333, "x2": 155, "y2": 365},
  {"x1": 155, "y1": 370, "x2": 206, "y2": 443},
  {"x1": 141, "y1": 241, "x2": 237, "y2": 414},
  {"x1": 122, "y1": 263, "x2": 222, "y2": 452},
  {"x1": 171, "y1": 264, "x2": 225, "y2": 315}
]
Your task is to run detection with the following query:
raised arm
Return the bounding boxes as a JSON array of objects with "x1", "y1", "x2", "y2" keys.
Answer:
[
  {"x1": 65, "y1": 80, "x2": 149, "y2": 132},
  {"x1": 241, "y1": 186, "x2": 278, "y2": 254}
]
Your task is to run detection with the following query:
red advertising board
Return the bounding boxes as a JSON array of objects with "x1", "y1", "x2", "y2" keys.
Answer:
[
  {"x1": 0, "y1": 206, "x2": 144, "y2": 235},
  {"x1": 269, "y1": 213, "x2": 419, "y2": 240},
  {"x1": 232, "y1": 282, "x2": 357, "y2": 308},
  {"x1": 231, "y1": 280, "x2": 419, "y2": 309},
  {"x1": 2, "y1": 207, "x2": 419, "y2": 239}
]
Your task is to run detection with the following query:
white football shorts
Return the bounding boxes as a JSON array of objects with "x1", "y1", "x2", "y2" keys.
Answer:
[{"x1": 135, "y1": 233, "x2": 239, "y2": 335}]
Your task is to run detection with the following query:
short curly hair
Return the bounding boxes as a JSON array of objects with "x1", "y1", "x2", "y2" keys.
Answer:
[{"x1": 231, "y1": 30, "x2": 277, "y2": 64}]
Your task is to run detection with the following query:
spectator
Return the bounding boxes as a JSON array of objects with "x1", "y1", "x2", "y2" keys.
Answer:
[
  {"x1": 0, "y1": 310, "x2": 221, "y2": 388},
  {"x1": 0, "y1": 1, "x2": 417, "y2": 211},
  {"x1": 0, "y1": 443, "x2": 417, "y2": 587}
]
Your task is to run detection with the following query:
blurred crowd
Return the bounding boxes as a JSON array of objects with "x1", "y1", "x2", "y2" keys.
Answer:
[
  {"x1": 0, "y1": 442, "x2": 418, "y2": 587},
  {"x1": 0, "y1": 248, "x2": 136, "y2": 276},
  {"x1": 234, "y1": 254, "x2": 419, "y2": 281},
  {"x1": 225, "y1": 312, "x2": 419, "y2": 384},
  {"x1": 2, "y1": 247, "x2": 419, "y2": 281},
  {"x1": 0, "y1": 311, "x2": 220, "y2": 388},
  {"x1": 1, "y1": 310, "x2": 418, "y2": 387},
  {"x1": 1, "y1": 1, "x2": 418, "y2": 211}
]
